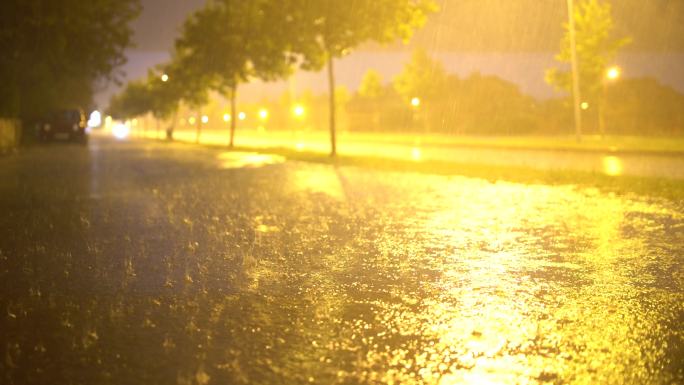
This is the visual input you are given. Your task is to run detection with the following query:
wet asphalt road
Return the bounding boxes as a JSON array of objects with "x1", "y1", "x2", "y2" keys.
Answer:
[{"x1": 1, "y1": 138, "x2": 683, "y2": 384}]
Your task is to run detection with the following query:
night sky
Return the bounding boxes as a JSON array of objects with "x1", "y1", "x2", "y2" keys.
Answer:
[
  {"x1": 96, "y1": 0, "x2": 684, "y2": 108},
  {"x1": 131, "y1": 0, "x2": 684, "y2": 52}
]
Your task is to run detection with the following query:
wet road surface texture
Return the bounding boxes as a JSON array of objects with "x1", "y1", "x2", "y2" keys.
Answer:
[{"x1": 1, "y1": 138, "x2": 683, "y2": 384}]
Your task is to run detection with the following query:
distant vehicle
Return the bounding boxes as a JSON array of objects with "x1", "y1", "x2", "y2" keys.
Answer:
[{"x1": 38, "y1": 109, "x2": 88, "y2": 143}]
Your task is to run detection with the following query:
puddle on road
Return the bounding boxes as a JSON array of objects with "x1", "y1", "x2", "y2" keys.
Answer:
[
  {"x1": 602, "y1": 155, "x2": 624, "y2": 176},
  {"x1": 215, "y1": 151, "x2": 285, "y2": 169},
  {"x1": 3, "y1": 152, "x2": 683, "y2": 385},
  {"x1": 277, "y1": 168, "x2": 684, "y2": 384}
]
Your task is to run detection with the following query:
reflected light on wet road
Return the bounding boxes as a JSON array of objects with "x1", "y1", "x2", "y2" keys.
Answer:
[
  {"x1": 279, "y1": 169, "x2": 684, "y2": 384},
  {"x1": 411, "y1": 147, "x2": 422, "y2": 161},
  {"x1": 602, "y1": 155, "x2": 623, "y2": 176},
  {"x1": 216, "y1": 151, "x2": 285, "y2": 169},
  {"x1": 2, "y1": 140, "x2": 682, "y2": 384}
]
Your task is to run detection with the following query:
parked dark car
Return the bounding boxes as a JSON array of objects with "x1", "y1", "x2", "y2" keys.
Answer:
[{"x1": 38, "y1": 109, "x2": 88, "y2": 143}]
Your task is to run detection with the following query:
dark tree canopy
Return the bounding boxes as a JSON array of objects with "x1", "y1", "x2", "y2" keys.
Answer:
[{"x1": 0, "y1": 0, "x2": 141, "y2": 120}]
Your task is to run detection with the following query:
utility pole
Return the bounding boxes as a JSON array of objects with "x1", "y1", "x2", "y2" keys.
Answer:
[{"x1": 567, "y1": 0, "x2": 583, "y2": 142}]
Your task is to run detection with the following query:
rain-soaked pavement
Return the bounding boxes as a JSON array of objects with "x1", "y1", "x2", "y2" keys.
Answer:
[{"x1": 1, "y1": 138, "x2": 683, "y2": 384}]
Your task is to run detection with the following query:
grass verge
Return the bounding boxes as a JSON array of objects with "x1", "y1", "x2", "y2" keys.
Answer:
[
  {"x1": 134, "y1": 135, "x2": 684, "y2": 202},
  {"x1": 227, "y1": 144, "x2": 684, "y2": 202}
]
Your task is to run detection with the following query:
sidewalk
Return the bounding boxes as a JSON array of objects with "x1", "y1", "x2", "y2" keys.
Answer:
[{"x1": 113, "y1": 127, "x2": 684, "y2": 180}]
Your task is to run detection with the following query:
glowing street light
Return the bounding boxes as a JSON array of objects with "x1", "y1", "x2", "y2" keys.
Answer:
[
  {"x1": 606, "y1": 66, "x2": 621, "y2": 81},
  {"x1": 161, "y1": 73, "x2": 169, "y2": 82},
  {"x1": 238, "y1": 112, "x2": 246, "y2": 121},
  {"x1": 201, "y1": 115, "x2": 209, "y2": 124},
  {"x1": 410, "y1": 97, "x2": 422, "y2": 132},
  {"x1": 223, "y1": 113, "x2": 231, "y2": 122},
  {"x1": 293, "y1": 104, "x2": 305, "y2": 119},
  {"x1": 580, "y1": 102, "x2": 589, "y2": 110},
  {"x1": 258, "y1": 108, "x2": 269, "y2": 121},
  {"x1": 600, "y1": 66, "x2": 621, "y2": 137}
]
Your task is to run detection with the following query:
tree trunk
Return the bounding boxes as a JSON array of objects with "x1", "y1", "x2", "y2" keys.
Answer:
[
  {"x1": 598, "y1": 100, "x2": 605, "y2": 138},
  {"x1": 230, "y1": 85, "x2": 237, "y2": 148},
  {"x1": 195, "y1": 110, "x2": 202, "y2": 144},
  {"x1": 327, "y1": 54, "x2": 337, "y2": 157},
  {"x1": 169, "y1": 108, "x2": 177, "y2": 140},
  {"x1": 567, "y1": 0, "x2": 583, "y2": 142}
]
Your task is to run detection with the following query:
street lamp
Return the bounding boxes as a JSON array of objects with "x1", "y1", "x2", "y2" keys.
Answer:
[
  {"x1": 567, "y1": 0, "x2": 583, "y2": 142},
  {"x1": 293, "y1": 104, "x2": 305, "y2": 119},
  {"x1": 606, "y1": 66, "x2": 621, "y2": 81},
  {"x1": 410, "y1": 97, "x2": 421, "y2": 133},
  {"x1": 599, "y1": 65, "x2": 621, "y2": 137},
  {"x1": 258, "y1": 108, "x2": 269, "y2": 121}
]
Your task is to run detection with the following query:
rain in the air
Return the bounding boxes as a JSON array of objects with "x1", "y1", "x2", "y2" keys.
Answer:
[{"x1": 1, "y1": 0, "x2": 683, "y2": 384}]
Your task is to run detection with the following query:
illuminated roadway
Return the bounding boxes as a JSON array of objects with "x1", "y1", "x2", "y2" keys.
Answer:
[
  {"x1": 1, "y1": 137, "x2": 682, "y2": 384},
  {"x1": 130, "y1": 126, "x2": 684, "y2": 179}
]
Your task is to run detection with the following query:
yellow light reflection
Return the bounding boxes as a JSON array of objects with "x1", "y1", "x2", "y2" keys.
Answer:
[
  {"x1": 411, "y1": 147, "x2": 422, "y2": 161},
  {"x1": 293, "y1": 104, "x2": 305, "y2": 118},
  {"x1": 606, "y1": 66, "x2": 621, "y2": 80},
  {"x1": 188, "y1": 117, "x2": 196, "y2": 125},
  {"x1": 258, "y1": 108, "x2": 269, "y2": 121},
  {"x1": 602, "y1": 155, "x2": 623, "y2": 176},
  {"x1": 216, "y1": 152, "x2": 284, "y2": 169},
  {"x1": 318, "y1": 173, "x2": 671, "y2": 385},
  {"x1": 292, "y1": 166, "x2": 346, "y2": 201},
  {"x1": 411, "y1": 97, "x2": 421, "y2": 107}
]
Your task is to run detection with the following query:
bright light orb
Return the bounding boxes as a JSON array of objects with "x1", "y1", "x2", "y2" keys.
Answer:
[
  {"x1": 161, "y1": 74, "x2": 169, "y2": 82},
  {"x1": 188, "y1": 117, "x2": 196, "y2": 125},
  {"x1": 258, "y1": 108, "x2": 269, "y2": 121},
  {"x1": 112, "y1": 123, "x2": 130, "y2": 140},
  {"x1": 580, "y1": 102, "x2": 590, "y2": 110},
  {"x1": 238, "y1": 112, "x2": 246, "y2": 121},
  {"x1": 293, "y1": 105, "x2": 305, "y2": 118},
  {"x1": 411, "y1": 147, "x2": 422, "y2": 161},
  {"x1": 201, "y1": 115, "x2": 209, "y2": 124},
  {"x1": 606, "y1": 66, "x2": 621, "y2": 80},
  {"x1": 223, "y1": 113, "x2": 231, "y2": 122},
  {"x1": 87, "y1": 110, "x2": 102, "y2": 128},
  {"x1": 411, "y1": 97, "x2": 421, "y2": 107},
  {"x1": 602, "y1": 155, "x2": 623, "y2": 176}
]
